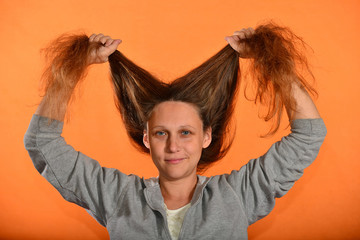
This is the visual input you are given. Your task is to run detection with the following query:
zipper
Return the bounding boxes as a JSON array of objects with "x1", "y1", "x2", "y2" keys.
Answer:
[
  {"x1": 177, "y1": 176, "x2": 212, "y2": 240},
  {"x1": 144, "y1": 185, "x2": 173, "y2": 240}
]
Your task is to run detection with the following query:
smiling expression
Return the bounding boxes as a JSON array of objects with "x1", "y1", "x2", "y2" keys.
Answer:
[{"x1": 143, "y1": 101, "x2": 212, "y2": 181}]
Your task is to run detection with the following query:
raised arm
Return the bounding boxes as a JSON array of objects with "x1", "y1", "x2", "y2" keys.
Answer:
[
  {"x1": 225, "y1": 25, "x2": 321, "y2": 132},
  {"x1": 36, "y1": 33, "x2": 121, "y2": 122},
  {"x1": 25, "y1": 33, "x2": 126, "y2": 226},
  {"x1": 284, "y1": 81, "x2": 321, "y2": 120},
  {"x1": 225, "y1": 25, "x2": 326, "y2": 225}
]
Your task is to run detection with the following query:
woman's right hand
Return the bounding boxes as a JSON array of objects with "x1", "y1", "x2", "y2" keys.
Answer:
[{"x1": 88, "y1": 33, "x2": 122, "y2": 65}]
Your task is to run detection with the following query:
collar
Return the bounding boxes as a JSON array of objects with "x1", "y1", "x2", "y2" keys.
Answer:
[{"x1": 142, "y1": 175, "x2": 212, "y2": 212}]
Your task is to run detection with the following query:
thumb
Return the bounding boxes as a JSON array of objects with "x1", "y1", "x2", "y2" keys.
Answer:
[
  {"x1": 107, "y1": 39, "x2": 122, "y2": 54},
  {"x1": 225, "y1": 36, "x2": 240, "y2": 53}
]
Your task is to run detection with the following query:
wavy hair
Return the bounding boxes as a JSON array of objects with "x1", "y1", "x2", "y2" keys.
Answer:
[{"x1": 40, "y1": 22, "x2": 316, "y2": 172}]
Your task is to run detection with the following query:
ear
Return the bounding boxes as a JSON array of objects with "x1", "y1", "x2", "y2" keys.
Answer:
[
  {"x1": 143, "y1": 129, "x2": 150, "y2": 149},
  {"x1": 202, "y1": 127, "x2": 212, "y2": 148}
]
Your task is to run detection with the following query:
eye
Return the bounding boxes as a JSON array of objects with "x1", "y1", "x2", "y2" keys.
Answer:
[
  {"x1": 181, "y1": 130, "x2": 191, "y2": 135},
  {"x1": 155, "y1": 131, "x2": 166, "y2": 136}
]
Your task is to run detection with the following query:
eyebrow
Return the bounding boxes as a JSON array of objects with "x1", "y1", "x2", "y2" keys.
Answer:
[{"x1": 151, "y1": 125, "x2": 196, "y2": 130}]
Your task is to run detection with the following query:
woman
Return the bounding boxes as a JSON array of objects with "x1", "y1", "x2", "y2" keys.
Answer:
[{"x1": 24, "y1": 23, "x2": 327, "y2": 239}]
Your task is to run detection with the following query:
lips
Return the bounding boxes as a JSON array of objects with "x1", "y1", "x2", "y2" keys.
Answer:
[{"x1": 165, "y1": 158, "x2": 184, "y2": 164}]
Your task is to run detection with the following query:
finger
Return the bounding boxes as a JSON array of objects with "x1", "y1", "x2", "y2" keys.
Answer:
[
  {"x1": 103, "y1": 39, "x2": 122, "y2": 55},
  {"x1": 89, "y1": 34, "x2": 97, "y2": 42},
  {"x1": 93, "y1": 33, "x2": 104, "y2": 42},
  {"x1": 104, "y1": 38, "x2": 121, "y2": 47},
  {"x1": 243, "y1": 27, "x2": 255, "y2": 37},
  {"x1": 225, "y1": 35, "x2": 241, "y2": 44},
  {"x1": 112, "y1": 39, "x2": 122, "y2": 48},
  {"x1": 104, "y1": 38, "x2": 114, "y2": 47},
  {"x1": 248, "y1": 27, "x2": 255, "y2": 34},
  {"x1": 233, "y1": 28, "x2": 254, "y2": 38},
  {"x1": 99, "y1": 35, "x2": 111, "y2": 45},
  {"x1": 225, "y1": 36, "x2": 240, "y2": 52},
  {"x1": 233, "y1": 30, "x2": 246, "y2": 39}
]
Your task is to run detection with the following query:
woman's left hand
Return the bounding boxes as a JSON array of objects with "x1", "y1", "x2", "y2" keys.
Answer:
[{"x1": 225, "y1": 27, "x2": 255, "y2": 58}]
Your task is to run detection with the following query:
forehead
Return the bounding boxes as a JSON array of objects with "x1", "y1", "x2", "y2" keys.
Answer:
[{"x1": 148, "y1": 101, "x2": 203, "y2": 128}]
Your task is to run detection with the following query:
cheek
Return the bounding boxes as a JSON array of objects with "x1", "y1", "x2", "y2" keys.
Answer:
[
  {"x1": 149, "y1": 147, "x2": 162, "y2": 169},
  {"x1": 149, "y1": 139, "x2": 164, "y2": 158},
  {"x1": 184, "y1": 139, "x2": 203, "y2": 158}
]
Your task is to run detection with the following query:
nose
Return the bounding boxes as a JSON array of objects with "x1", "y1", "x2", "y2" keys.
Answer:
[{"x1": 166, "y1": 134, "x2": 180, "y2": 153}]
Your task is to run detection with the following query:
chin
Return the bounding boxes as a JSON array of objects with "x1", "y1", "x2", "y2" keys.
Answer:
[{"x1": 163, "y1": 168, "x2": 196, "y2": 181}]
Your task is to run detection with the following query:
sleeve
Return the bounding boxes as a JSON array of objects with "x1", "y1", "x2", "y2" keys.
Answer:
[
  {"x1": 23, "y1": 114, "x2": 131, "y2": 226},
  {"x1": 225, "y1": 118, "x2": 327, "y2": 225}
]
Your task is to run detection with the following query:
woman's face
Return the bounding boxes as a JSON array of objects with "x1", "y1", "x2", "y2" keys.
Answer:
[{"x1": 143, "y1": 101, "x2": 212, "y2": 181}]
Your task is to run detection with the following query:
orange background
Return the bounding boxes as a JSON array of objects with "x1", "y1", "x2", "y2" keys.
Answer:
[{"x1": 1, "y1": 0, "x2": 359, "y2": 239}]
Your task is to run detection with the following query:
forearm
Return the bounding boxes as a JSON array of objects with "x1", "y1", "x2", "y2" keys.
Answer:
[
  {"x1": 33, "y1": 34, "x2": 120, "y2": 122},
  {"x1": 34, "y1": 34, "x2": 92, "y2": 122},
  {"x1": 286, "y1": 82, "x2": 321, "y2": 120},
  {"x1": 35, "y1": 90, "x2": 73, "y2": 122}
]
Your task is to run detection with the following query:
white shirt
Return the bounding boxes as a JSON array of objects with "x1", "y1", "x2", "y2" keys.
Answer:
[{"x1": 165, "y1": 203, "x2": 191, "y2": 240}]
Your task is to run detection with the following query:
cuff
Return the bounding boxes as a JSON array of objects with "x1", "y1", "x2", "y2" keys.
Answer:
[
  {"x1": 290, "y1": 118, "x2": 327, "y2": 136},
  {"x1": 28, "y1": 114, "x2": 64, "y2": 135}
]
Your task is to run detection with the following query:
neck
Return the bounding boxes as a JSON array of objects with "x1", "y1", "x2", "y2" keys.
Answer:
[{"x1": 159, "y1": 174, "x2": 198, "y2": 210}]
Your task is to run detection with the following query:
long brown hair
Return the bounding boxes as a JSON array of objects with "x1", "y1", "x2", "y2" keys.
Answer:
[{"x1": 40, "y1": 22, "x2": 316, "y2": 172}]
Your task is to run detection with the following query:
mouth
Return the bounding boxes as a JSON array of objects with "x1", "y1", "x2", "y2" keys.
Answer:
[{"x1": 165, "y1": 158, "x2": 185, "y2": 164}]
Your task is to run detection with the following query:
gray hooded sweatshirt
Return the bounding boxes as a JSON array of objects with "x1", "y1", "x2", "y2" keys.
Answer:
[{"x1": 24, "y1": 114, "x2": 327, "y2": 239}]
